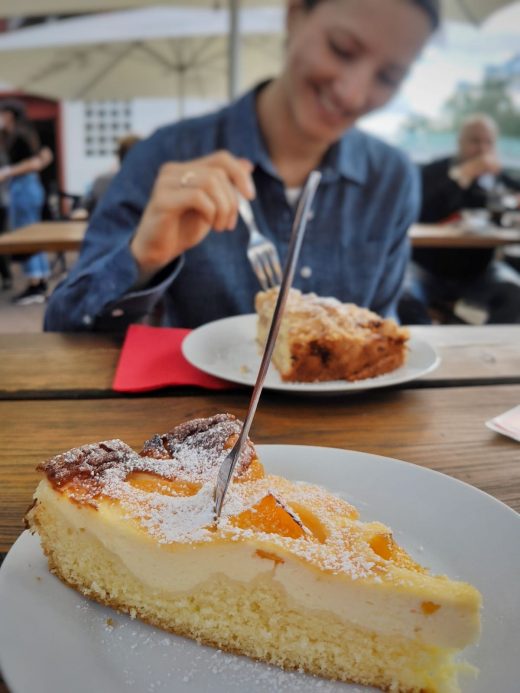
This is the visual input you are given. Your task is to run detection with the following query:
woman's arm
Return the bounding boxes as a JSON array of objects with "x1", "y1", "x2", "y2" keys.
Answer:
[
  {"x1": 0, "y1": 146, "x2": 54, "y2": 182},
  {"x1": 44, "y1": 127, "x2": 254, "y2": 332}
]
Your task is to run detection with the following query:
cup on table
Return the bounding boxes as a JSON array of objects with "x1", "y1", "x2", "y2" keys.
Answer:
[{"x1": 460, "y1": 208, "x2": 491, "y2": 233}]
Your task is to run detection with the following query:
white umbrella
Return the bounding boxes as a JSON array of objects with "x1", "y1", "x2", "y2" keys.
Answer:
[
  {"x1": 0, "y1": 2, "x2": 284, "y2": 99},
  {"x1": 0, "y1": 0, "x2": 263, "y2": 12},
  {"x1": 0, "y1": 7, "x2": 284, "y2": 107},
  {"x1": 444, "y1": 0, "x2": 519, "y2": 23},
  {"x1": 0, "y1": 0, "x2": 517, "y2": 22}
]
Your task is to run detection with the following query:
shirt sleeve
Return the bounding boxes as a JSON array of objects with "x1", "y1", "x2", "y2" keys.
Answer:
[
  {"x1": 419, "y1": 158, "x2": 468, "y2": 222},
  {"x1": 371, "y1": 159, "x2": 420, "y2": 320},
  {"x1": 44, "y1": 130, "x2": 182, "y2": 332}
]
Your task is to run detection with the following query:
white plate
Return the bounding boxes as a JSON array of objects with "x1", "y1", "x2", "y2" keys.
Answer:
[
  {"x1": 182, "y1": 315, "x2": 440, "y2": 393},
  {"x1": 1, "y1": 445, "x2": 519, "y2": 693}
]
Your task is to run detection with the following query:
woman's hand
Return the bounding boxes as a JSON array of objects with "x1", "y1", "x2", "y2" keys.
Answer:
[
  {"x1": 130, "y1": 151, "x2": 255, "y2": 278},
  {"x1": 0, "y1": 166, "x2": 11, "y2": 183}
]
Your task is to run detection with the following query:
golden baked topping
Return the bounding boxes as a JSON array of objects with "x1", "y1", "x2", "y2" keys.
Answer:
[{"x1": 140, "y1": 413, "x2": 256, "y2": 478}]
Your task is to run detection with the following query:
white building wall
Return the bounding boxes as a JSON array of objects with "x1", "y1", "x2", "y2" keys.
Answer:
[{"x1": 62, "y1": 97, "x2": 220, "y2": 195}]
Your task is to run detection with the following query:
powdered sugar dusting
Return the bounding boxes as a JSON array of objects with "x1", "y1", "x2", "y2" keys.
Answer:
[
  {"x1": 40, "y1": 416, "x2": 400, "y2": 581},
  {"x1": 258, "y1": 287, "x2": 409, "y2": 341}
]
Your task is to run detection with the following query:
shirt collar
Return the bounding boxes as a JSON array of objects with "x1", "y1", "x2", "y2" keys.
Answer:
[
  {"x1": 224, "y1": 83, "x2": 277, "y2": 178},
  {"x1": 224, "y1": 84, "x2": 369, "y2": 186}
]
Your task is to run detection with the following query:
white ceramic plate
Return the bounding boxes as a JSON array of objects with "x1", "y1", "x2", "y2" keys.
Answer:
[
  {"x1": 1, "y1": 445, "x2": 519, "y2": 693},
  {"x1": 182, "y1": 315, "x2": 440, "y2": 393}
]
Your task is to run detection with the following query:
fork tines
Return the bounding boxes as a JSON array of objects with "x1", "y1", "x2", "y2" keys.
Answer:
[{"x1": 247, "y1": 243, "x2": 282, "y2": 290}]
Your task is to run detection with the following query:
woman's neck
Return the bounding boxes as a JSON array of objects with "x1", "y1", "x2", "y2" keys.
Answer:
[{"x1": 256, "y1": 79, "x2": 329, "y2": 188}]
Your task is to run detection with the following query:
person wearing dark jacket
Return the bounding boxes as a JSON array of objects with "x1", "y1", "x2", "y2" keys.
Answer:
[{"x1": 404, "y1": 114, "x2": 520, "y2": 324}]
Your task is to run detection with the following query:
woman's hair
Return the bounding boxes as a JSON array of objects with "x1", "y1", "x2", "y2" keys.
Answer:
[
  {"x1": 302, "y1": 0, "x2": 441, "y2": 31},
  {"x1": 117, "y1": 134, "x2": 141, "y2": 163},
  {"x1": 0, "y1": 99, "x2": 28, "y2": 123},
  {"x1": 0, "y1": 99, "x2": 40, "y2": 152}
]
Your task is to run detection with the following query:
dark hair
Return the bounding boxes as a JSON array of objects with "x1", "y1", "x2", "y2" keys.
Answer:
[
  {"x1": 116, "y1": 134, "x2": 141, "y2": 163},
  {"x1": 0, "y1": 98, "x2": 40, "y2": 152},
  {"x1": 0, "y1": 99, "x2": 28, "y2": 123},
  {"x1": 302, "y1": 0, "x2": 440, "y2": 31}
]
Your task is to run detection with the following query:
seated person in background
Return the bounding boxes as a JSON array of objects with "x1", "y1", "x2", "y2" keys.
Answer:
[
  {"x1": 45, "y1": 0, "x2": 441, "y2": 333},
  {"x1": 71, "y1": 134, "x2": 141, "y2": 219},
  {"x1": 403, "y1": 114, "x2": 520, "y2": 324}
]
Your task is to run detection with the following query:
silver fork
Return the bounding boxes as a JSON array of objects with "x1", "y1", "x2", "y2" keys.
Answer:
[
  {"x1": 214, "y1": 171, "x2": 322, "y2": 520},
  {"x1": 237, "y1": 194, "x2": 282, "y2": 289}
]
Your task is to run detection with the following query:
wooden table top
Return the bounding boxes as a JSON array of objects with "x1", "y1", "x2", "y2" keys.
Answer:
[
  {"x1": 0, "y1": 325, "x2": 519, "y2": 400},
  {"x1": 0, "y1": 221, "x2": 86, "y2": 255},
  {"x1": 1, "y1": 220, "x2": 516, "y2": 257},
  {"x1": 409, "y1": 222, "x2": 520, "y2": 248},
  {"x1": 1, "y1": 384, "x2": 519, "y2": 554}
]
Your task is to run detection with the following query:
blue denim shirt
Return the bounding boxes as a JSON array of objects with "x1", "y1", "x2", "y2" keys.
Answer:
[{"x1": 45, "y1": 86, "x2": 419, "y2": 332}]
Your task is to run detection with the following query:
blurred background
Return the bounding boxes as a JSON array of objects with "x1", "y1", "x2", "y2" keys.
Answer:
[{"x1": 0, "y1": 0, "x2": 518, "y2": 212}]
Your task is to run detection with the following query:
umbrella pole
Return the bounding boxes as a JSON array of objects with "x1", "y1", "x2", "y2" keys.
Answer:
[
  {"x1": 179, "y1": 66, "x2": 186, "y2": 119},
  {"x1": 228, "y1": 0, "x2": 240, "y2": 101}
]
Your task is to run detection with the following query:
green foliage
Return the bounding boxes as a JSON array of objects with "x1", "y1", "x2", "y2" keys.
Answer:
[{"x1": 443, "y1": 77, "x2": 520, "y2": 136}]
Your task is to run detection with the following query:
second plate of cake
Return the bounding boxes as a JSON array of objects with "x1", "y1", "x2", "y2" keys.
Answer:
[{"x1": 182, "y1": 315, "x2": 440, "y2": 393}]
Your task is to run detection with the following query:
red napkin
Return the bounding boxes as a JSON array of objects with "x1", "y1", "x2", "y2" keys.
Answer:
[{"x1": 113, "y1": 324, "x2": 233, "y2": 392}]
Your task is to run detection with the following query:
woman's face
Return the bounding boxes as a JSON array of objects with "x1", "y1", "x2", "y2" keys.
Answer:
[
  {"x1": 0, "y1": 111, "x2": 15, "y2": 133},
  {"x1": 281, "y1": 0, "x2": 432, "y2": 144}
]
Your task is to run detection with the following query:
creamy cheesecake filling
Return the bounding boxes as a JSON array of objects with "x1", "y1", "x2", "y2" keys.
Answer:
[{"x1": 37, "y1": 481, "x2": 481, "y2": 650}]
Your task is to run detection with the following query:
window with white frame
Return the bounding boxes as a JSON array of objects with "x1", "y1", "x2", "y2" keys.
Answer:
[{"x1": 83, "y1": 101, "x2": 133, "y2": 157}]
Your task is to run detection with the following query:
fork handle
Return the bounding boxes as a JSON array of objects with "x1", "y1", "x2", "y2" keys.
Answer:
[{"x1": 237, "y1": 193, "x2": 260, "y2": 235}]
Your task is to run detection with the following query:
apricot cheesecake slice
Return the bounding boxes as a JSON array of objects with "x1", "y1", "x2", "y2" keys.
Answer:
[{"x1": 26, "y1": 414, "x2": 481, "y2": 692}]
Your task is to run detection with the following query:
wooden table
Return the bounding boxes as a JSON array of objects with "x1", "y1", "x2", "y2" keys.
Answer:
[
  {"x1": 409, "y1": 222, "x2": 520, "y2": 248},
  {"x1": 2, "y1": 221, "x2": 518, "y2": 256},
  {"x1": 0, "y1": 221, "x2": 86, "y2": 255},
  {"x1": 0, "y1": 326, "x2": 519, "y2": 400},
  {"x1": 0, "y1": 328, "x2": 519, "y2": 692}
]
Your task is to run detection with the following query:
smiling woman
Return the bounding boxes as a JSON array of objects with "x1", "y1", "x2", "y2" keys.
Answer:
[{"x1": 45, "y1": 0, "x2": 440, "y2": 334}]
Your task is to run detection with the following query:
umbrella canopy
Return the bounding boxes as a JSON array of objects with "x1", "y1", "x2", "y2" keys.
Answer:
[
  {"x1": 0, "y1": 7, "x2": 284, "y2": 103},
  {"x1": 444, "y1": 0, "x2": 519, "y2": 23},
  {"x1": 0, "y1": 0, "x2": 271, "y2": 12},
  {"x1": 0, "y1": 0, "x2": 517, "y2": 23}
]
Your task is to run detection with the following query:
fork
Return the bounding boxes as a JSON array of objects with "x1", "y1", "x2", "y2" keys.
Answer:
[
  {"x1": 214, "y1": 171, "x2": 322, "y2": 520},
  {"x1": 237, "y1": 194, "x2": 283, "y2": 290}
]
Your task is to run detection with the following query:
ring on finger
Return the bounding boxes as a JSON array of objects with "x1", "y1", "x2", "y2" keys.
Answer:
[{"x1": 180, "y1": 170, "x2": 197, "y2": 186}]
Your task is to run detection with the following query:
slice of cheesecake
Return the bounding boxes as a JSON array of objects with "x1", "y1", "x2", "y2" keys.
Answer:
[
  {"x1": 26, "y1": 414, "x2": 481, "y2": 692},
  {"x1": 255, "y1": 288, "x2": 409, "y2": 382}
]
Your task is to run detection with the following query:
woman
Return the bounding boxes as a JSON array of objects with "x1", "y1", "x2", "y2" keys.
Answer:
[
  {"x1": 45, "y1": 0, "x2": 440, "y2": 332},
  {"x1": 0, "y1": 100, "x2": 53, "y2": 305}
]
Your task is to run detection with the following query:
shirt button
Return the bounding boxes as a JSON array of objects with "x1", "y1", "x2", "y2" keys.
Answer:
[
  {"x1": 307, "y1": 210, "x2": 315, "y2": 220},
  {"x1": 111, "y1": 308, "x2": 124, "y2": 317},
  {"x1": 82, "y1": 314, "x2": 92, "y2": 326},
  {"x1": 300, "y1": 266, "x2": 312, "y2": 279}
]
